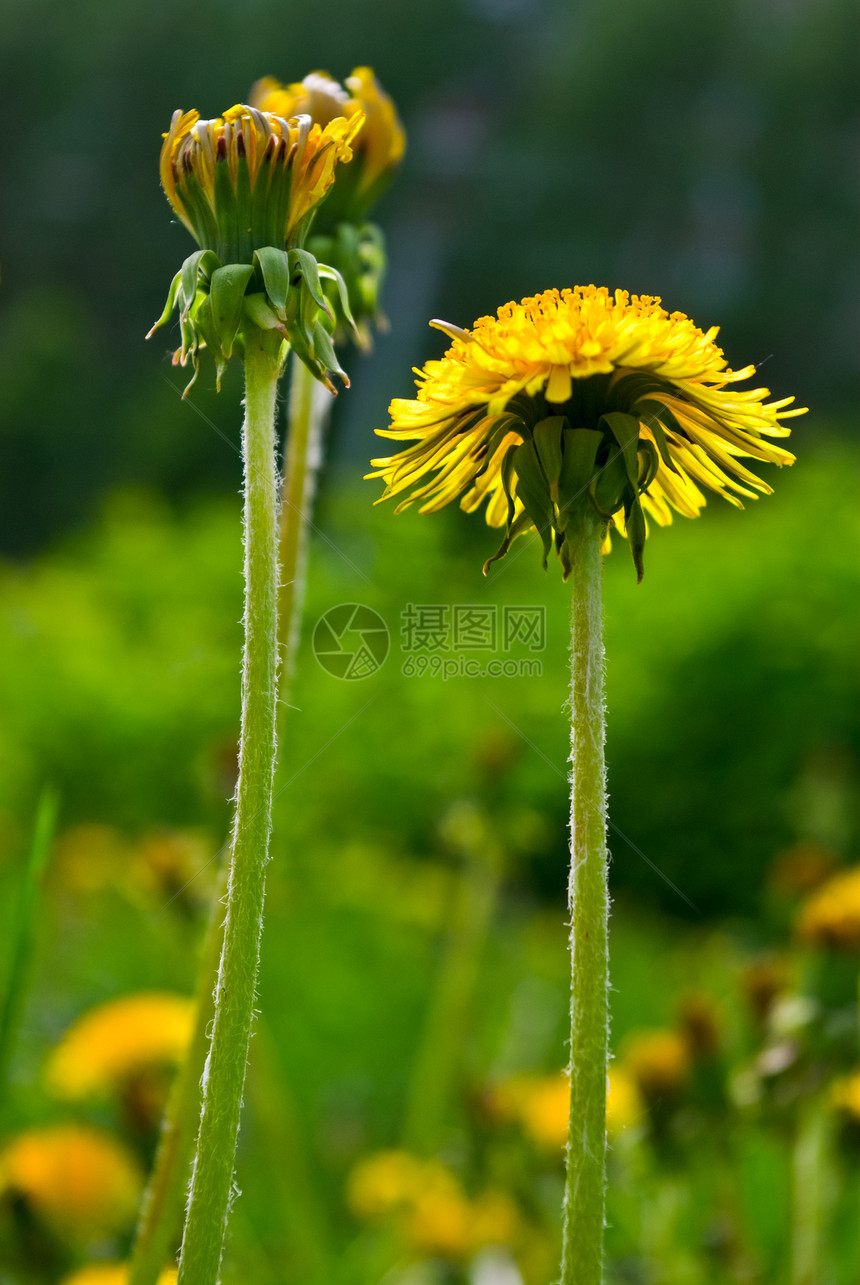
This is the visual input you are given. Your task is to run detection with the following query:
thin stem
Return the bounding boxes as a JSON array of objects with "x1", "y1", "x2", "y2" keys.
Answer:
[
  {"x1": 560, "y1": 516, "x2": 609, "y2": 1285},
  {"x1": 130, "y1": 352, "x2": 328, "y2": 1285},
  {"x1": 791, "y1": 1095, "x2": 832, "y2": 1285},
  {"x1": 176, "y1": 323, "x2": 281, "y2": 1285},
  {"x1": 128, "y1": 869, "x2": 225, "y2": 1285},
  {"x1": 278, "y1": 353, "x2": 332, "y2": 701}
]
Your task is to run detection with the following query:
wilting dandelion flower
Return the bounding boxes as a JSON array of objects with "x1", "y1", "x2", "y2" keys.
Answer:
[
  {"x1": 150, "y1": 100, "x2": 364, "y2": 391},
  {"x1": 46, "y1": 992, "x2": 194, "y2": 1100},
  {"x1": 0, "y1": 1126, "x2": 141, "y2": 1240},
  {"x1": 371, "y1": 286, "x2": 802, "y2": 579}
]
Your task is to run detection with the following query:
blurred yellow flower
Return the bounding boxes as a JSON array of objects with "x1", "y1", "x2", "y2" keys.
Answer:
[
  {"x1": 250, "y1": 67, "x2": 405, "y2": 219},
  {"x1": 606, "y1": 1067, "x2": 644, "y2": 1137},
  {"x1": 623, "y1": 1030, "x2": 691, "y2": 1100},
  {"x1": 160, "y1": 102, "x2": 363, "y2": 260},
  {"x1": 796, "y1": 866, "x2": 860, "y2": 952},
  {"x1": 0, "y1": 1125, "x2": 141, "y2": 1239},
  {"x1": 46, "y1": 992, "x2": 194, "y2": 1099},
  {"x1": 832, "y1": 1071, "x2": 860, "y2": 1122},
  {"x1": 370, "y1": 287, "x2": 802, "y2": 578},
  {"x1": 61, "y1": 1267, "x2": 177, "y2": 1285},
  {"x1": 347, "y1": 1150, "x2": 520, "y2": 1259}
]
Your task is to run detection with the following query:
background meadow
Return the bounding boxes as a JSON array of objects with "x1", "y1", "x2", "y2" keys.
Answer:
[{"x1": 0, "y1": 0, "x2": 858, "y2": 1282}]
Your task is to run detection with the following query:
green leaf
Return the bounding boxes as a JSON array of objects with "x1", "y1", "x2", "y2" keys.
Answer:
[
  {"x1": 209, "y1": 264, "x2": 255, "y2": 358},
  {"x1": 147, "y1": 270, "x2": 182, "y2": 338},
  {"x1": 253, "y1": 248, "x2": 290, "y2": 317},
  {"x1": 513, "y1": 441, "x2": 554, "y2": 568},
  {"x1": 600, "y1": 411, "x2": 641, "y2": 489},
  {"x1": 533, "y1": 416, "x2": 566, "y2": 498}
]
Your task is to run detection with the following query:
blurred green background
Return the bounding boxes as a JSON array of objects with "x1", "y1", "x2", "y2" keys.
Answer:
[{"x1": 0, "y1": 0, "x2": 858, "y2": 1282}]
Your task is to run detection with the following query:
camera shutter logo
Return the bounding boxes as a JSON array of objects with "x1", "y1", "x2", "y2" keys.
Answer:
[{"x1": 312, "y1": 604, "x2": 390, "y2": 680}]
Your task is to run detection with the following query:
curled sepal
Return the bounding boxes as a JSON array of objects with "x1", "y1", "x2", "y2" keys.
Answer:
[
  {"x1": 512, "y1": 440, "x2": 554, "y2": 568},
  {"x1": 482, "y1": 510, "x2": 533, "y2": 576},
  {"x1": 148, "y1": 245, "x2": 352, "y2": 395},
  {"x1": 307, "y1": 222, "x2": 388, "y2": 350},
  {"x1": 624, "y1": 495, "x2": 647, "y2": 582}
]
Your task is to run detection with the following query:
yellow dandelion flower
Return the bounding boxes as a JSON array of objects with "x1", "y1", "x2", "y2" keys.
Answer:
[
  {"x1": 406, "y1": 1173, "x2": 472, "y2": 1258},
  {"x1": 250, "y1": 67, "x2": 405, "y2": 220},
  {"x1": 46, "y1": 992, "x2": 194, "y2": 1099},
  {"x1": 796, "y1": 866, "x2": 860, "y2": 952},
  {"x1": 346, "y1": 1149, "x2": 428, "y2": 1219},
  {"x1": 61, "y1": 1267, "x2": 177, "y2": 1285},
  {"x1": 606, "y1": 1067, "x2": 644, "y2": 1137},
  {"x1": 369, "y1": 286, "x2": 803, "y2": 579},
  {"x1": 623, "y1": 1029, "x2": 691, "y2": 1100},
  {"x1": 0, "y1": 1125, "x2": 141, "y2": 1239},
  {"x1": 832, "y1": 1070, "x2": 860, "y2": 1123},
  {"x1": 160, "y1": 103, "x2": 363, "y2": 261},
  {"x1": 467, "y1": 1189, "x2": 521, "y2": 1250}
]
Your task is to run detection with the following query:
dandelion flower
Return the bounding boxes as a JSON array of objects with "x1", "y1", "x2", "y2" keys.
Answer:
[
  {"x1": 0, "y1": 1126, "x2": 140, "y2": 1239},
  {"x1": 623, "y1": 1030, "x2": 691, "y2": 1100},
  {"x1": 61, "y1": 1267, "x2": 177, "y2": 1285},
  {"x1": 606, "y1": 1067, "x2": 644, "y2": 1137},
  {"x1": 370, "y1": 286, "x2": 803, "y2": 578},
  {"x1": 796, "y1": 866, "x2": 860, "y2": 952},
  {"x1": 46, "y1": 992, "x2": 194, "y2": 1100}
]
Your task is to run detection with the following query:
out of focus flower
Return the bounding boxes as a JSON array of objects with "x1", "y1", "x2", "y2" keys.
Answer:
[
  {"x1": 796, "y1": 866, "x2": 860, "y2": 951},
  {"x1": 54, "y1": 824, "x2": 214, "y2": 909},
  {"x1": 491, "y1": 1073, "x2": 568, "y2": 1150},
  {"x1": 606, "y1": 1067, "x2": 644, "y2": 1137},
  {"x1": 347, "y1": 1150, "x2": 519, "y2": 1259},
  {"x1": 0, "y1": 1126, "x2": 141, "y2": 1240},
  {"x1": 61, "y1": 1267, "x2": 177, "y2": 1285},
  {"x1": 678, "y1": 991, "x2": 722, "y2": 1060},
  {"x1": 832, "y1": 1071, "x2": 860, "y2": 1122},
  {"x1": 45, "y1": 992, "x2": 194, "y2": 1101},
  {"x1": 741, "y1": 955, "x2": 790, "y2": 1024},
  {"x1": 250, "y1": 67, "x2": 405, "y2": 344},
  {"x1": 623, "y1": 1030, "x2": 691, "y2": 1101},
  {"x1": 250, "y1": 67, "x2": 405, "y2": 223},
  {"x1": 768, "y1": 842, "x2": 839, "y2": 898},
  {"x1": 370, "y1": 287, "x2": 802, "y2": 579}
]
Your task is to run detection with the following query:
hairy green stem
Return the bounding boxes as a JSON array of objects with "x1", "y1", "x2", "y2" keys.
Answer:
[
  {"x1": 278, "y1": 353, "x2": 331, "y2": 700},
  {"x1": 176, "y1": 323, "x2": 281, "y2": 1285},
  {"x1": 128, "y1": 870, "x2": 225, "y2": 1285},
  {"x1": 131, "y1": 352, "x2": 328, "y2": 1285},
  {"x1": 560, "y1": 517, "x2": 609, "y2": 1285}
]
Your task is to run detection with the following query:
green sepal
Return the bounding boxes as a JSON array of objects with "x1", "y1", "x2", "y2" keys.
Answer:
[
  {"x1": 243, "y1": 292, "x2": 288, "y2": 334},
  {"x1": 499, "y1": 441, "x2": 520, "y2": 536},
  {"x1": 287, "y1": 249, "x2": 333, "y2": 320},
  {"x1": 637, "y1": 439, "x2": 661, "y2": 493},
  {"x1": 600, "y1": 412, "x2": 641, "y2": 489},
  {"x1": 179, "y1": 250, "x2": 219, "y2": 319},
  {"x1": 147, "y1": 270, "x2": 181, "y2": 338},
  {"x1": 193, "y1": 295, "x2": 228, "y2": 390},
  {"x1": 512, "y1": 441, "x2": 554, "y2": 568},
  {"x1": 253, "y1": 248, "x2": 290, "y2": 317},
  {"x1": 624, "y1": 496, "x2": 647, "y2": 583},
  {"x1": 209, "y1": 264, "x2": 255, "y2": 358},
  {"x1": 633, "y1": 398, "x2": 682, "y2": 471},
  {"x1": 532, "y1": 417, "x2": 566, "y2": 499},
  {"x1": 482, "y1": 510, "x2": 533, "y2": 576},
  {"x1": 318, "y1": 264, "x2": 359, "y2": 340},
  {"x1": 557, "y1": 428, "x2": 603, "y2": 527},
  {"x1": 588, "y1": 451, "x2": 630, "y2": 518}
]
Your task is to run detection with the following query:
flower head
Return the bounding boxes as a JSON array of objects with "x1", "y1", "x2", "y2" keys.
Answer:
[
  {"x1": 160, "y1": 104, "x2": 362, "y2": 260},
  {"x1": 796, "y1": 866, "x2": 860, "y2": 952},
  {"x1": 623, "y1": 1029, "x2": 691, "y2": 1100},
  {"x1": 151, "y1": 102, "x2": 365, "y2": 393},
  {"x1": 45, "y1": 992, "x2": 194, "y2": 1100},
  {"x1": 250, "y1": 67, "x2": 405, "y2": 223},
  {"x1": 0, "y1": 1126, "x2": 140, "y2": 1240},
  {"x1": 250, "y1": 68, "x2": 405, "y2": 346},
  {"x1": 370, "y1": 287, "x2": 803, "y2": 578}
]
